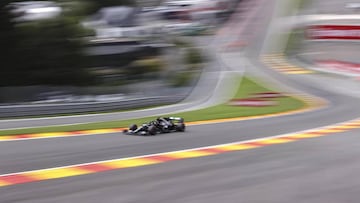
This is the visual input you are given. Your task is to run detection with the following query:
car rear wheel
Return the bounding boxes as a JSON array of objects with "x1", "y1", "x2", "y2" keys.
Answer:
[
  {"x1": 148, "y1": 125, "x2": 157, "y2": 135},
  {"x1": 176, "y1": 123, "x2": 185, "y2": 132},
  {"x1": 129, "y1": 124, "x2": 137, "y2": 131}
]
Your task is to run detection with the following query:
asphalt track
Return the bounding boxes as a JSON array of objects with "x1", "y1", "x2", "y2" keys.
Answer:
[{"x1": 2, "y1": 0, "x2": 360, "y2": 202}]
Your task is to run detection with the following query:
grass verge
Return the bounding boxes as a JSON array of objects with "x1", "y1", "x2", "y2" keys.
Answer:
[
  {"x1": 284, "y1": 0, "x2": 310, "y2": 55},
  {"x1": 0, "y1": 76, "x2": 306, "y2": 136}
]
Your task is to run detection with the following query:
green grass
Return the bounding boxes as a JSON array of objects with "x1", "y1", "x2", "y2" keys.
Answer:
[{"x1": 0, "y1": 76, "x2": 306, "y2": 136}]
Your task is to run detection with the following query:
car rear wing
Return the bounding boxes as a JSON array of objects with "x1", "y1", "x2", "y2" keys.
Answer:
[{"x1": 169, "y1": 117, "x2": 184, "y2": 123}]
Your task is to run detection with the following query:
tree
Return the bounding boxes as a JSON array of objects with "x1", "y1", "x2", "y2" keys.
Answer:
[
  {"x1": 85, "y1": 0, "x2": 135, "y2": 14},
  {"x1": 0, "y1": 0, "x2": 95, "y2": 86},
  {"x1": 15, "y1": 17, "x2": 94, "y2": 85},
  {"x1": 0, "y1": 1, "x2": 21, "y2": 84},
  {"x1": 0, "y1": 0, "x2": 139, "y2": 87}
]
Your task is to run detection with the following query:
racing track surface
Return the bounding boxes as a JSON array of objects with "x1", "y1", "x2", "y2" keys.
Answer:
[{"x1": 2, "y1": 0, "x2": 360, "y2": 202}]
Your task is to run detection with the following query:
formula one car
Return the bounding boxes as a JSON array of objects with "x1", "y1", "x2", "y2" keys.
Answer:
[{"x1": 123, "y1": 117, "x2": 185, "y2": 136}]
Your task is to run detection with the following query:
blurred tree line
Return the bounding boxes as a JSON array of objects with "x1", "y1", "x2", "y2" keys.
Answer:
[
  {"x1": 0, "y1": 0, "x2": 135, "y2": 87},
  {"x1": 86, "y1": 0, "x2": 134, "y2": 14}
]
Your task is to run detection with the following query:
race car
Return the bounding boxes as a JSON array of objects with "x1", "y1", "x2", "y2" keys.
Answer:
[{"x1": 123, "y1": 117, "x2": 185, "y2": 136}]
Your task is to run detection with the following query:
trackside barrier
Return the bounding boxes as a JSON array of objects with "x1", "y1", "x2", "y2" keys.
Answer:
[{"x1": 0, "y1": 95, "x2": 185, "y2": 118}]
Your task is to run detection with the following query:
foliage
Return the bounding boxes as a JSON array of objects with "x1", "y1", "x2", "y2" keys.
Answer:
[
  {"x1": 170, "y1": 47, "x2": 204, "y2": 87},
  {"x1": 170, "y1": 71, "x2": 194, "y2": 87},
  {"x1": 0, "y1": 1, "x2": 19, "y2": 83},
  {"x1": 85, "y1": 0, "x2": 135, "y2": 14},
  {"x1": 127, "y1": 57, "x2": 164, "y2": 80},
  {"x1": 0, "y1": 0, "x2": 97, "y2": 86},
  {"x1": 184, "y1": 47, "x2": 203, "y2": 65}
]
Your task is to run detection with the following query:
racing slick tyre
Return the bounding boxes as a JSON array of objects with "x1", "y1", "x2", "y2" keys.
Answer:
[
  {"x1": 148, "y1": 125, "x2": 157, "y2": 135},
  {"x1": 176, "y1": 123, "x2": 185, "y2": 132},
  {"x1": 129, "y1": 124, "x2": 138, "y2": 131}
]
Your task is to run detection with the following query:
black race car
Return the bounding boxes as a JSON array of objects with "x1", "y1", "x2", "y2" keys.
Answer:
[{"x1": 123, "y1": 117, "x2": 185, "y2": 136}]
